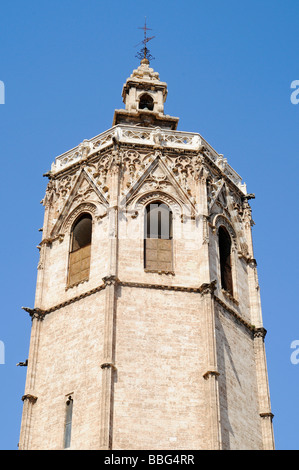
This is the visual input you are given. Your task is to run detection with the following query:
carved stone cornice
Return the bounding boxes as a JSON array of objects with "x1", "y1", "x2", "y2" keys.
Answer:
[
  {"x1": 22, "y1": 307, "x2": 45, "y2": 321},
  {"x1": 242, "y1": 193, "x2": 255, "y2": 203},
  {"x1": 100, "y1": 362, "x2": 117, "y2": 370},
  {"x1": 203, "y1": 370, "x2": 220, "y2": 380},
  {"x1": 260, "y1": 412, "x2": 274, "y2": 421},
  {"x1": 254, "y1": 327, "x2": 267, "y2": 339},
  {"x1": 22, "y1": 279, "x2": 265, "y2": 341},
  {"x1": 21, "y1": 394, "x2": 38, "y2": 404},
  {"x1": 199, "y1": 280, "x2": 217, "y2": 296},
  {"x1": 22, "y1": 280, "x2": 215, "y2": 320},
  {"x1": 120, "y1": 281, "x2": 203, "y2": 293},
  {"x1": 247, "y1": 257, "x2": 257, "y2": 267},
  {"x1": 48, "y1": 124, "x2": 246, "y2": 198},
  {"x1": 22, "y1": 283, "x2": 107, "y2": 318},
  {"x1": 102, "y1": 275, "x2": 120, "y2": 286}
]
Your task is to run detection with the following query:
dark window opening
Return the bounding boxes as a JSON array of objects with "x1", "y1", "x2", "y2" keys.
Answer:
[
  {"x1": 68, "y1": 213, "x2": 92, "y2": 286},
  {"x1": 139, "y1": 94, "x2": 154, "y2": 111},
  {"x1": 71, "y1": 214, "x2": 92, "y2": 251},
  {"x1": 219, "y1": 226, "x2": 233, "y2": 295}
]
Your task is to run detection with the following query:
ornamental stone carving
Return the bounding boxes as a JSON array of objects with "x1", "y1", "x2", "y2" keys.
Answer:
[{"x1": 61, "y1": 202, "x2": 98, "y2": 234}]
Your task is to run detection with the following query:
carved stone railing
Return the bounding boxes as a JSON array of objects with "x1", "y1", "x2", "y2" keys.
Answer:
[{"x1": 50, "y1": 124, "x2": 244, "y2": 191}]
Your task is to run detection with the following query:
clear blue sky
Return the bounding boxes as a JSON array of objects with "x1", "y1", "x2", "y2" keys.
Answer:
[{"x1": 0, "y1": 0, "x2": 298, "y2": 450}]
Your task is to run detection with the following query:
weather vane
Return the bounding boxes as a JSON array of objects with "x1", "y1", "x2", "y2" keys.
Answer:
[{"x1": 135, "y1": 17, "x2": 155, "y2": 62}]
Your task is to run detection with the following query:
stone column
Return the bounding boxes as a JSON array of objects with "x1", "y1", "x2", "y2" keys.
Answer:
[
  {"x1": 242, "y1": 197, "x2": 263, "y2": 328},
  {"x1": 254, "y1": 328, "x2": 275, "y2": 450},
  {"x1": 195, "y1": 163, "x2": 222, "y2": 449},
  {"x1": 99, "y1": 148, "x2": 121, "y2": 450},
  {"x1": 197, "y1": 165, "x2": 210, "y2": 279},
  {"x1": 99, "y1": 275, "x2": 118, "y2": 449},
  {"x1": 34, "y1": 198, "x2": 52, "y2": 310},
  {"x1": 242, "y1": 197, "x2": 274, "y2": 448},
  {"x1": 19, "y1": 394, "x2": 38, "y2": 450},
  {"x1": 200, "y1": 281, "x2": 222, "y2": 450},
  {"x1": 19, "y1": 310, "x2": 44, "y2": 450}
]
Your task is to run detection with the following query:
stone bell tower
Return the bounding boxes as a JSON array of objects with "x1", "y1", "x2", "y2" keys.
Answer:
[{"x1": 19, "y1": 55, "x2": 274, "y2": 450}]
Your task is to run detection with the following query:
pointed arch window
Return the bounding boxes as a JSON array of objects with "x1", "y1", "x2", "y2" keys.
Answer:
[
  {"x1": 67, "y1": 213, "x2": 92, "y2": 287},
  {"x1": 139, "y1": 94, "x2": 154, "y2": 111},
  {"x1": 144, "y1": 202, "x2": 173, "y2": 272},
  {"x1": 218, "y1": 226, "x2": 233, "y2": 296}
]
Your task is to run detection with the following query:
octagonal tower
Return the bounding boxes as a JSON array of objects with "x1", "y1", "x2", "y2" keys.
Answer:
[{"x1": 19, "y1": 58, "x2": 274, "y2": 450}]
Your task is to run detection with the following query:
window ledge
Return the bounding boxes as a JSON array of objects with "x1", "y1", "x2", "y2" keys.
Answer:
[
  {"x1": 221, "y1": 288, "x2": 239, "y2": 306},
  {"x1": 144, "y1": 269, "x2": 175, "y2": 276},
  {"x1": 66, "y1": 278, "x2": 89, "y2": 291}
]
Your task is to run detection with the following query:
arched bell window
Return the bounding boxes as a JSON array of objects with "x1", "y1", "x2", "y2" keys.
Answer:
[
  {"x1": 218, "y1": 226, "x2": 233, "y2": 296},
  {"x1": 67, "y1": 213, "x2": 92, "y2": 287},
  {"x1": 139, "y1": 93, "x2": 154, "y2": 111},
  {"x1": 144, "y1": 202, "x2": 173, "y2": 272}
]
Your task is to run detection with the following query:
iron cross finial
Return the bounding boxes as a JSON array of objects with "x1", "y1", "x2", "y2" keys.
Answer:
[{"x1": 135, "y1": 17, "x2": 155, "y2": 62}]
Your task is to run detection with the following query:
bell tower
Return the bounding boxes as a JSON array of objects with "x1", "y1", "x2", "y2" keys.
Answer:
[
  {"x1": 112, "y1": 57, "x2": 179, "y2": 130},
  {"x1": 19, "y1": 48, "x2": 274, "y2": 450}
]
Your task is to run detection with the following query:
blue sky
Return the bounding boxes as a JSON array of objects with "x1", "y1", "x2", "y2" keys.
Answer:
[{"x1": 0, "y1": 0, "x2": 298, "y2": 450}]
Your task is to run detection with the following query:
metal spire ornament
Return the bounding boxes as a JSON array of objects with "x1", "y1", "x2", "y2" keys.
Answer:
[{"x1": 135, "y1": 17, "x2": 155, "y2": 63}]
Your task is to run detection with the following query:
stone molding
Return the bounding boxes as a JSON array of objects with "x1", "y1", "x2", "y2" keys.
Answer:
[
  {"x1": 60, "y1": 202, "x2": 98, "y2": 235},
  {"x1": 144, "y1": 269, "x2": 175, "y2": 276},
  {"x1": 23, "y1": 279, "x2": 257, "y2": 336},
  {"x1": 214, "y1": 296, "x2": 255, "y2": 333},
  {"x1": 210, "y1": 214, "x2": 238, "y2": 251}
]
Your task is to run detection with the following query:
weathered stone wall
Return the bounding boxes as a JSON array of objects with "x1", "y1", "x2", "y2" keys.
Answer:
[
  {"x1": 113, "y1": 286, "x2": 205, "y2": 450},
  {"x1": 25, "y1": 292, "x2": 105, "y2": 450},
  {"x1": 215, "y1": 302, "x2": 262, "y2": 449}
]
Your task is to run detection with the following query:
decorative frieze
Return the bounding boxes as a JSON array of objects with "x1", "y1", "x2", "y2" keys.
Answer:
[{"x1": 49, "y1": 125, "x2": 245, "y2": 194}]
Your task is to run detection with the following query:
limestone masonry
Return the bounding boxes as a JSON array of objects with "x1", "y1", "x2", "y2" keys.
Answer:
[{"x1": 19, "y1": 58, "x2": 275, "y2": 450}]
